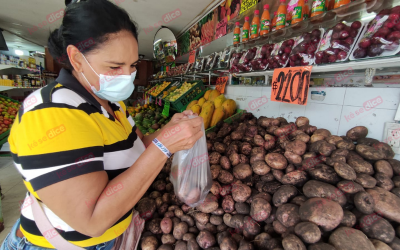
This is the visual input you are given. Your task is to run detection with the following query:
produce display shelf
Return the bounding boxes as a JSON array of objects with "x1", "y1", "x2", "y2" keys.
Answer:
[
  {"x1": 205, "y1": 109, "x2": 246, "y2": 134},
  {"x1": 156, "y1": 81, "x2": 182, "y2": 99},
  {"x1": 0, "y1": 94, "x2": 19, "y2": 149},
  {"x1": 166, "y1": 81, "x2": 206, "y2": 113}
]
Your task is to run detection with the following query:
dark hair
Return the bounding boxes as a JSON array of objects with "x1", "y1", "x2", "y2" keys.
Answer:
[{"x1": 49, "y1": 0, "x2": 138, "y2": 69}]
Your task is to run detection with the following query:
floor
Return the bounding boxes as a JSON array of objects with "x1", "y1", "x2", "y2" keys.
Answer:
[{"x1": 0, "y1": 157, "x2": 26, "y2": 243}]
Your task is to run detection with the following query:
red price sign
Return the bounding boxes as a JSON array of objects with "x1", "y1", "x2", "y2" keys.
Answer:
[
  {"x1": 188, "y1": 50, "x2": 196, "y2": 64},
  {"x1": 215, "y1": 76, "x2": 229, "y2": 94},
  {"x1": 270, "y1": 66, "x2": 312, "y2": 106}
]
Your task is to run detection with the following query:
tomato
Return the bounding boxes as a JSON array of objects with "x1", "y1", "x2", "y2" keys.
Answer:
[{"x1": 4, "y1": 120, "x2": 10, "y2": 125}]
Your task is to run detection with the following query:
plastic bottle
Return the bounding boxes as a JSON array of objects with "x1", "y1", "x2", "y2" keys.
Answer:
[
  {"x1": 292, "y1": 0, "x2": 305, "y2": 25},
  {"x1": 271, "y1": 12, "x2": 278, "y2": 32},
  {"x1": 276, "y1": 0, "x2": 287, "y2": 30},
  {"x1": 242, "y1": 16, "x2": 250, "y2": 42},
  {"x1": 334, "y1": 0, "x2": 350, "y2": 9},
  {"x1": 233, "y1": 22, "x2": 241, "y2": 44},
  {"x1": 310, "y1": 0, "x2": 326, "y2": 18},
  {"x1": 303, "y1": 0, "x2": 310, "y2": 19},
  {"x1": 260, "y1": 4, "x2": 271, "y2": 36},
  {"x1": 250, "y1": 10, "x2": 261, "y2": 39}
]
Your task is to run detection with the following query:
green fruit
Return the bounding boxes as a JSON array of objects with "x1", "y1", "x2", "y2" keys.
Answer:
[
  {"x1": 151, "y1": 124, "x2": 160, "y2": 130},
  {"x1": 148, "y1": 128, "x2": 155, "y2": 133}
]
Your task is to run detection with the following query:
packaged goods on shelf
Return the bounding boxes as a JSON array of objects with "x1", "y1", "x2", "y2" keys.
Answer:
[
  {"x1": 204, "y1": 53, "x2": 217, "y2": 71},
  {"x1": 218, "y1": 47, "x2": 235, "y2": 69},
  {"x1": 315, "y1": 21, "x2": 364, "y2": 64},
  {"x1": 268, "y1": 38, "x2": 296, "y2": 69},
  {"x1": 351, "y1": 6, "x2": 400, "y2": 60},
  {"x1": 289, "y1": 28, "x2": 325, "y2": 66},
  {"x1": 194, "y1": 57, "x2": 205, "y2": 72}
]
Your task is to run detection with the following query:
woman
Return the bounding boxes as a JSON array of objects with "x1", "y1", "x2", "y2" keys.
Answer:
[{"x1": 1, "y1": 0, "x2": 203, "y2": 249}]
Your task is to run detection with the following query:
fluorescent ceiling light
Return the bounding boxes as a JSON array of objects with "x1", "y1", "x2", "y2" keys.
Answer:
[
  {"x1": 154, "y1": 39, "x2": 162, "y2": 45},
  {"x1": 15, "y1": 49, "x2": 23, "y2": 55}
]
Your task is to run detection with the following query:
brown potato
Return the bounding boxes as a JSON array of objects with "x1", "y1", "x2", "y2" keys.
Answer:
[
  {"x1": 223, "y1": 135, "x2": 232, "y2": 146},
  {"x1": 136, "y1": 198, "x2": 156, "y2": 220},
  {"x1": 372, "y1": 142, "x2": 395, "y2": 159},
  {"x1": 226, "y1": 144, "x2": 239, "y2": 156},
  {"x1": 141, "y1": 236, "x2": 159, "y2": 250},
  {"x1": 229, "y1": 153, "x2": 240, "y2": 167},
  {"x1": 331, "y1": 148, "x2": 349, "y2": 158},
  {"x1": 209, "y1": 215, "x2": 222, "y2": 226},
  {"x1": 309, "y1": 140, "x2": 325, "y2": 153},
  {"x1": 148, "y1": 218, "x2": 162, "y2": 234},
  {"x1": 272, "y1": 169, "x2": 284, "y2": 182},
  {"x1": 336, "y1": 140, "x2": 356, "y2": 150},
  {"x1": 348, "y1": 158, "x2": 374, "y2": 175},
  {"x1": 182, "y1": 233, "x2": 196, "y2": 242},
  {"x1": 253, "y1": 135, "x2": 265, "y2": 147},
  {"x1": 161, "y1": 234, "x2": 176, "y2": 245},
  {"x1": 276, "y1": 203, "x2": 301, "y2": 227},
  {"x1": 388, "y1": 159, "x2": 400, "y2": 175},
  {"x1": 295, "y1": 116, "x2": 309, "y2": 127},
  {"x1": 294, "y1": 222, "x2": 321, "y2": 244},
  {"x1": 367, "y1": 187, "x2": 400, "y2": 223},
  {"x1": 194, "y1": 212, "x2": 210, "y2": 225},
  {"x1": 355, "y1": 173, "x2": 377, "y2": 188},
  {"x1": 284, "y1": 151, "x2": 302, "y2": 165},
  {"x1": 308, "y1": 242, "x2": 336, "y2": 250},
  {"x1": 181, "y1": 215, "x2": 195, "y2": 227},
  {"x1": 303, "y1": 180, "x2": 347, "y2": 206},
  {"x1": 161, "y1": 217, "x2": 173, "y2": 234},
  {"x1": 250, "y1": 197, "x2": 271, "y2": 222},
  {"x1": 196, "y1": 230, "x2": 216, "y2": 249},
  {"x1": 370, "y1": 239, "x2": 392, "y2": 250},
  {"x1": 356, "y1": 144, "x2": 386, "y2": 161},
  {"x1": 334, "y1": 162, "x2": 357, "y2": 180},
  {"x1": 314, "y1": 128, "x2": 331, "y2": 138},
  {"x1": 299, "y1": 198, "x2": 343, "y2": 231},
  {"x1": 251, "y1": 161, "x2": 271, "y2": 176},
  {"x1": 220, "y1": 237, "x2": 237, "y2": 250},
  {"x1": 243, "y1": 216, "x2": 260, "y2": 236},
  {"x1": 286, "y1": 140, "x2": 307, "y2": 156},
  {"x1": 281, "y1": 170, "x2": 308, "y2": 186},
  {"x1": 308, "y1": 165, "x2": 340, "y2": 184},
  {"x1": 282, "y1": 234, "x2": 306, "y2": 250},
  {"x1": 218, "y1": 170, "x2": 234, "y2": 184},
  {"x1": 392, "y1": 187, "x2": 400, "y2": 198},
  {"x1": 266, "y1": 126, "x2": 279, "y2": 135},
  {"x1": 329, "y1": 227, "x2": 375, "y2": 250},
  {"x1": 337, "y1": 180, "x2": 364, "y2": 194},
  {"x1": 318, "y1": 141, "x2": 336, "y2": 156},
  {"x1": 210, "y1": 165, "x2": 221, "y2": 179},
  {"x1": 354, "y1": 191, "x2": 375, "y2": 215},
  {"x1": 211, "y1": 208, "x2": 224, "y2": 216},
  {"x1": 347, "y1": 126, "x2": 368, "y2": 141},
  {"x1": 214, "y1": 142, "x2": 227, "y2": 154},
  {"x1": 341, "y1": 210, "x2": 356, "y2": 227},
  {"x1": 233, "y1": 164, "x2": 252, "y2": 180},
  {"x1": 272, "y1": 185, "x2": 298, "y2": 207},
  {"x1": 359, "y1": 214, "x2": 395, "y2": 244},
  {"x1": 209, "y1": 152, "x2": 222, "y2": 165},
  {"x1": 265, "y1": 153, "x2": 288, "y2": 170},
  {"x1": 273, "y1": 220, "x2": 288, "y2": 234},
  {"x1": 298, "y1": 125, "x2": 317, "y2": 135},
  {"x1": 222, "y1": 195, "x2": 235, "y2": 213},
  {"x1": 196, "y1": 194, "x2": 218, "y2": 213},
  {"x1": 295, "y1": 133, "x2": 310, "y2": 144},
  {"x1": 291, "y1": 196, "x2": 307, "y2": 206},
  {"x1": 210, "y1": 181, "x2": 221, "y2": 196},
  {"x1": 310, "y1": 134, "x2": 326, "y2": 143},
  {"x1": 264, "y1": 134, "x2": 277, "y2": 150},
  {"x1": 262, "y1": 181, "x2": 282, "y2": 194},
  {"x1": 326, "y1": 135, "x2": 343, "y2": 145},
  {"x1": 220, "y1": 156, "x2": 231, "y2": 170},
  {"x1": 375, "y1": 173, "x2": 394, "y2": 191},
  {"x1": 235, "y1": 202, "x2": 250, "y2": 215},
  {"x1": 232, "y1": 183, "x2": 252, "y2": 203},
  {"x1": 375, "y1": 160, "x2": 394, "y2": 178}
]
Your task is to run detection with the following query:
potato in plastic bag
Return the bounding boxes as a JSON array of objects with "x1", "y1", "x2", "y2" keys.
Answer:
[{"x1": 170, "y1": 117, "x2": 212, "y2": 207}]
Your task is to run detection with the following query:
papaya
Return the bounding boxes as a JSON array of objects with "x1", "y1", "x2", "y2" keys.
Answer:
[
  {"x1": 214, "y1": 94, "x2": 226, "y2": 109},
  {"x1": 208, "y1": 89, "x2": 221, "y2": 102},
  {"x1": 204, "y1": 90, "x2": 212, "y2": 100},
  {"x1": 186, "y1": 100, "x2": 198, "y2": 110},
  {"x1": 202, "y1": 100, "x2": 214, "y2": 108},
  {"x1": 198, "y1": 97, "x2": 206, "y2": 107},
  {"x1": 199, "y1": 103, "x2": 215, "y2": 129},
  {"x1": 190, "y1": 104, "x2": 202, "y2": 115},
  {"x1": 210, "y1": 106, "x2": 226, "y2": 127},
  {"x1": 222, "y1": 99, "x2": 237, "y2": 119}
]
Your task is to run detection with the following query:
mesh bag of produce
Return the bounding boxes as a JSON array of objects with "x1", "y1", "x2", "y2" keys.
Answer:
[{"x1": 170, "y1": 117, "x2": 212, "y2": 207}]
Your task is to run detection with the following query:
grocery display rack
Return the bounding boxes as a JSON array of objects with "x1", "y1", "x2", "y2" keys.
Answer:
[{"x1": 165, "y1": 81, "x2": 207, "y2": 112}]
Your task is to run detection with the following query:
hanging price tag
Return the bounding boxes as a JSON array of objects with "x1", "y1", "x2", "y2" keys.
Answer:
[
  {"x1": 162, "y1": 101, "x2": 170, "y2": 117},
  {"x1": 189, "y1": 50, "x2": 196, "y2": 64},
  {"x1": 270, "y1": 66, "x2": 312, "y2": 106},
  {"x1": 158, "y1": 98, "x2": 162, "y2": 106},
  {"x1": 215, "y1": 76, "x2": 229, "y2": 94},
  {"x1": 240, "y1": 0, "x2": 258, "y2": 14}
]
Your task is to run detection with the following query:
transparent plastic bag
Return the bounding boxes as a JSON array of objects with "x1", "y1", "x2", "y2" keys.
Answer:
[{"x1": 170, "y1": 117, "x2": 212, "y2": 207}]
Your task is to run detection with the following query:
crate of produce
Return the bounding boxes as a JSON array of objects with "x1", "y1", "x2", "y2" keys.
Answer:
[
  {"x1": 205, "y1": 109, "x2": 246, "y2": 134},
  {"x1": 0, "y1": 94, "x2": 20, "y2": 146},
  {"x1": 149, "y1": 81, "x2": 173, "y2": 97},
  {"x1": 157, "y1": 81, "x2": 181, "y2": 99},
  {"x1": 164, "y1": 81, "x2": 206, "y2": 112}
]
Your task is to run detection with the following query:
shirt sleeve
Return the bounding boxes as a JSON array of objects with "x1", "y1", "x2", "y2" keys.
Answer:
[{"x1": 9, "y1": 105, "x2": 105, "y2": 191}]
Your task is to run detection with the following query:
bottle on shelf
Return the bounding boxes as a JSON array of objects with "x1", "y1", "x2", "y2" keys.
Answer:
[
  {"x1": 292, "y1": 0, "x2": 305, "y2": 25},
  {"x1": 304, "y1": 0, "x2": 310, "y2": 19},
  {"x1": 276, "y1": 0, "x2": 287, "y2": 30},
  {"x1": 242, "y1": 16, "x2": 250, "y2": 42},
  {"x1": 233, "y1": 22, "x2": 241, "y2": 45},
  {"x1": 260, "y1": 4, "x2": 271, "y2": 36},
  {"x1": 250, "y1": 10, "x2": 261, "y2": 39},
  {"x1": 334, "y1": 0, "x2": 351, "y2": 9},
  {"x1": 311, "y1": 0, "x2": 326, "y2": 17},
  {"x1": 271, "y1": 11, "x2": 278, "y2": 32}
]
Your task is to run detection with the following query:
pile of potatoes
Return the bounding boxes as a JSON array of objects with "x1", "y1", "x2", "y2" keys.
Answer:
[{"x1": 137, "y1": 112, "x2": 400, "y2": 250}]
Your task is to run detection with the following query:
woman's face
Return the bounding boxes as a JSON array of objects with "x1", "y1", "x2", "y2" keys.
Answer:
[{"x1": 70, "y1": 30, "x2": 139, "y2": 92}]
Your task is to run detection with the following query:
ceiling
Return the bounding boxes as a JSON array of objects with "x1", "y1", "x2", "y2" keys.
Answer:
[{"x1": 0, "y1": 0, "x2": 218, "y2": 59}]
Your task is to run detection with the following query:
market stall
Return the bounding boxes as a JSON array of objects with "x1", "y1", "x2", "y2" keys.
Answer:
[{"x1": 137, "y1": 0, "x2": 400, "y2": 249}]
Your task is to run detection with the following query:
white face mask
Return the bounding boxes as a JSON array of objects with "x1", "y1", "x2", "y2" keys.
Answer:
[{"x1": 81, "y1": 54, "x2": 136, "y2": 102}]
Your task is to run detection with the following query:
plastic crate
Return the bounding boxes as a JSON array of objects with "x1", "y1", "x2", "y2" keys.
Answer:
[
  {"x1": 156, "y1": 81, "x2": 181, "y2": 99},
  {"x1": 205, "y1": 109, "x2": 246, "y2": 134},
  {"x1": 167, "y1": 81, "x2": 206, "y2": 112}
]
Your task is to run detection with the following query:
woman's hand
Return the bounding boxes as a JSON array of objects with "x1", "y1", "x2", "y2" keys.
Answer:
[{"x1": 157, "y1": 111, "x2": 203, "y2": 154}]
